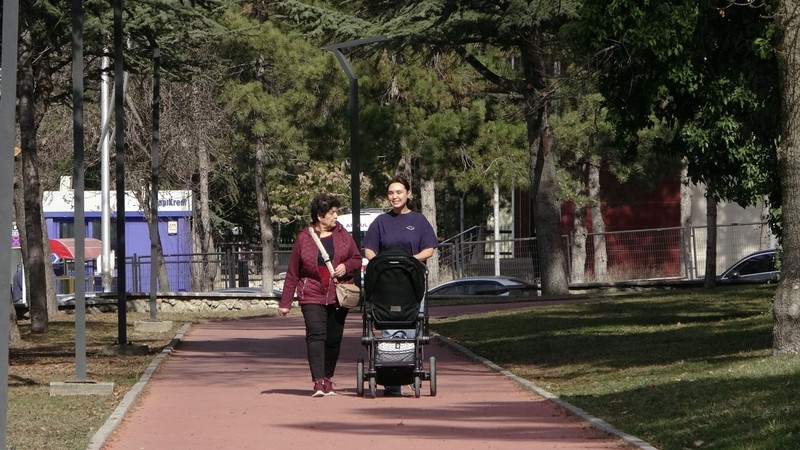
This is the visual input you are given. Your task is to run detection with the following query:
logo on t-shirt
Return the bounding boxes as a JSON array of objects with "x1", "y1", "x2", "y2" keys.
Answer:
[{"x1": 406, "y1": 226, "x2": 416, "y2": 231}]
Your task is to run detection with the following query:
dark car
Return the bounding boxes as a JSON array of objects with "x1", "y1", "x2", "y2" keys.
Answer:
[
  {"x1": 717, "y1": 249, "x2": 778, "y2": 284},
  {"x1": 427, "y1": 276, "x2": 538, "y2": 297}
]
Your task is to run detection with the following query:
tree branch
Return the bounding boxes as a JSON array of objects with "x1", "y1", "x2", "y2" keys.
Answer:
[{"x1": 454, "y1": 46, "x2": 522, "y2": 93}]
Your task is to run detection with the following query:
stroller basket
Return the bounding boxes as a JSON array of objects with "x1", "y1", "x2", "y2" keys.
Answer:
[{"x1": 375, "y1": 340, "x2": 415, "y2": 365}]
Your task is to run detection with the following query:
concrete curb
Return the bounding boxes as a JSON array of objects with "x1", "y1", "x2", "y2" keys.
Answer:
[
  {"x1": 86, "y1": 322, "x2": 192, "y2": 450},
  {"x1": 432, "y1": 332, "x2": 659, "y2": 450}
]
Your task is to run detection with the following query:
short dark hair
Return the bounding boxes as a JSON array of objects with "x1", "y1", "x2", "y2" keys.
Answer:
[{"x1": 310, "y1": 193, "x2": 341, "y2": 224}]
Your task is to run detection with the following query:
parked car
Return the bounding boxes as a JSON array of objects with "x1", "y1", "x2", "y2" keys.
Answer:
[
  {"x1": 427, "y1": 276, "x2": 538, "y2": 297},
  {"x1": 56, "y1": 291, "x2": 101, "y2": 309},
  {"x1": 717, "y1": 249, "x2": 778, "y2": 284},
  {"x1": 211, "y1": 286, "x2": 284, "y2": 296}
]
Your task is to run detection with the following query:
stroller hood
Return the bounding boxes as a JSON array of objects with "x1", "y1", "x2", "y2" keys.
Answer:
[{"x1": 364, "y1": 248, "x2": 427, "y2": 328}]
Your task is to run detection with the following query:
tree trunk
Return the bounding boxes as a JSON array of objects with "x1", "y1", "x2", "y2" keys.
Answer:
[
  {"x1": 197, "y1": 137, "x2": 217, "y2": 291},
  {"x1": 7, "y1": 296, "x2": 21, "y2": 344},
  {"x1": 704, "y1": 186, "x2": 718, "y2": 289},
  {"x1": 139, "y1": 188, "x2": 171, "y2": 292},
  {"x1": 42, "y1": 207, "x2": 58, "y2": 316},
  {"x1": 254, "y1": 142, "x2": 276, "y2": 292},
  {"x1": 191, "y1": 220, "x2": 202, "y2": 291},
  {"x1": 570, "y1": 161, "x2": 588, "y2": 284},
  {"x1": 760, "y1": 195, "x2": 772, "y2": 249},
  {"x1": 571, "y1": 204, "x2": 587, "y2": 284},
  {"x1": 521, "y1": 34, "x2": 569, "y2": 296},
  {"x1": 588, "y1": 161, "x2": 607, "y2": 281},
  {"x1": 157, "y1": 254, "x2": 170, "y2": 292},
  {"x1": 18, "y1": 40, "x2": 49, "y2": 333},
  {"x1": 774, "y1": 0, "x2": 800, "y2": 354},
  {"x1": 421, "y1": 178, "x2": 439, "y2": 287},
  {"x1": 11, "y1": 165, "x2": 24, "y2": 343},
  {"x1": 679, "y1": 161, "x2": 694, "y2": 278}
]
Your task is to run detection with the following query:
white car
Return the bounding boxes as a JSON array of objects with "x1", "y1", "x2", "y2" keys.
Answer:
[{"x1": 336, "y1": 208, "x2": 384, "y2": 237}]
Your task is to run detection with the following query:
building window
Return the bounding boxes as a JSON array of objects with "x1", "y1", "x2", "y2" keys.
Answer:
[{"x1": 59, "y1": 221, "x2": 75, "y2": 238}]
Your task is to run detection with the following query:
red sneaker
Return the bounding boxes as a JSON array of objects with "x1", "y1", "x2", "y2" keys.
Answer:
[
  {"x1": 323, "y1": 378, "x2": 336, "y2": 396},
  {"x1": 312, "y1": 379, "x2": 326, "y2": 397}
]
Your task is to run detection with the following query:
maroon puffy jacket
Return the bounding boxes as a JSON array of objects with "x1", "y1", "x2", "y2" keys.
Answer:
[{"x1": 279, "y1": 223, "x2": 362, "y2": 310}]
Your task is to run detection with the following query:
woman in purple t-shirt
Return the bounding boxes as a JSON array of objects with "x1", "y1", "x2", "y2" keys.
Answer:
[
  {"x1": 362, "y1": 176, "x2": 438, "y2": 262},
  {"x1": 362, "y1": 175, "x2": 438, "y2": 396}
]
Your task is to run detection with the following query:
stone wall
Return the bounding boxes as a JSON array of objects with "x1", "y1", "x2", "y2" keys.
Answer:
[
  {"x1": 155, "y1": 298, "x2": 281, "y2": 313},
  {"x1": 78, "y1": 296, "x2": 288, "y2": 314}
]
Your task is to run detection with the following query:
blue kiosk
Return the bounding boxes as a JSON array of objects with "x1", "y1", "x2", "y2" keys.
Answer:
[{"x1": 42, "y1": 179, "x2": 193, "y2": 292}]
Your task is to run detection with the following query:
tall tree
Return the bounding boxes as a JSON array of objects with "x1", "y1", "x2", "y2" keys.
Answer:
[
  {"x1": 359, "y1": 49, "x2": 493, "y2": 286},
  {"x1": 551, "y1": 91, "x2": 614, "y2": 283},
  {"x1": 269, "y1": 1, "x2": 575, "y2": 294},
  {"x1": 17, "y1": 6, "x2": 61, "y2": 332},
  {"x1": 552, "y1": 87, "x2": 678, "y2": 282},
  {"x1": 219, "y1": 5, "x2": 347, "y2": 290},
  {"x1": 574, "y1": 0, "x2": 780, "y2": 286}
]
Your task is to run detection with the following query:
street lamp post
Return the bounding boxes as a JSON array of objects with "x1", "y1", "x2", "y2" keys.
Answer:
[
  {"x1": 0, "y1": 0, "x2": 20, "y2": 444},
  {"x1": 324, "y1": 36, "x2": 388, "y2": 257}
]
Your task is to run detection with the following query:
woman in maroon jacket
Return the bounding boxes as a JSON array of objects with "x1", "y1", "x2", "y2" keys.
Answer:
[{"x1": 279, "y1": 193, "x2": 362, "y2": 397}]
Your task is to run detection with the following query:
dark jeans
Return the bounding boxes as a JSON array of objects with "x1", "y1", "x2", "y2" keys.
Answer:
[{"x1": 301, "y1": 303, "x2": 349, "y2": 381}]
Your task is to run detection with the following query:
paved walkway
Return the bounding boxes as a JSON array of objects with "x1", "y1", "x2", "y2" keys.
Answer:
[{"x1": 95, "y1": 302, "x2": 653, "y2": 450}]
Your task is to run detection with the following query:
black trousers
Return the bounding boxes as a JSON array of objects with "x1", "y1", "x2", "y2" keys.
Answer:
[{"x1": 301, "y1": 303, "x2": 349, "y2": 381}]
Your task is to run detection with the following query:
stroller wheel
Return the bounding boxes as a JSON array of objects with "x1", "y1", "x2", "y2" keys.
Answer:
[
  {"x1": 356, "y1": 360, "x2": 364, "y2": 397},
  {"x1": 429, "y1": 356, "x2": 437, "y2": 397},
  {"x1": 368, "y1": 375, "x2": 377, "y2": 398},
  {"x1": 413, "y1": 375, "x2": 421, "y2": 398}
]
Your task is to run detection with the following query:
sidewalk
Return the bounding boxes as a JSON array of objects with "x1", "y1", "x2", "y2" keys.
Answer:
[{"x1": 96, "y1": 303, "x2": 653, "y2": 450}]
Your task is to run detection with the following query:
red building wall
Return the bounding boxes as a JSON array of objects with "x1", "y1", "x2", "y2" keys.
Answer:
[{"x1": 517, "y1": 172, "x2": 682, "y2": 278}]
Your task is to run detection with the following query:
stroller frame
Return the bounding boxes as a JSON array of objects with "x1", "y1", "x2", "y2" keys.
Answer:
[{"x1": 356, "y1": 248, "x2": 437, "y2": 398}]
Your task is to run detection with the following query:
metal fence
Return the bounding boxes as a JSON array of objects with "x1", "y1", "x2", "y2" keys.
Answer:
[
  {"x1": 437, "y1": 222, "x2": 775, "y2": 285},
  {"x1": 67, "y1": 222, "x2": 774, "y2": 293},
  {"x1": 126, "y1": 248, "x2": 293, "y2": 293}
]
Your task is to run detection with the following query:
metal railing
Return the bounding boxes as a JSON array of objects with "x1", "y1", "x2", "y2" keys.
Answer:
[
  {"x1": 62, "y1": 222, "x2": 773, "y2": 294},
  {"x1": 129, "y1": 248, "x2": 294, "y2": 292}
]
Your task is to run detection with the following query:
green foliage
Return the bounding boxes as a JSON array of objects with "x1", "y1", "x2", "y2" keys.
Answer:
[
  {"x1": 572, "y1": 1, "x2": 780, "y2": 210},
  {"x1": 360, "y1": 0, "x2": 582, "y2": 47},
  {"x1": 217, "y1": 4, "x2": 351, "y2": 238},
  {"x1": 551, "y1": 84, "x2": 680, "y2": 207},
  {"x1": 455, "y1": 117, "x2": 529, "y2": 191},
  {"x1": 355, "y1": 44, "x2": 529, "y2": 235},
  {"x1": 257, "y1": 0, "x2": 372, "y2": 43}
]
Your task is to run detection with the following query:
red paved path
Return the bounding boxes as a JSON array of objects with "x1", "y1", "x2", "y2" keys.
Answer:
[{"x1": 99, "y1": 302, "x2": 644, "y2": 450}]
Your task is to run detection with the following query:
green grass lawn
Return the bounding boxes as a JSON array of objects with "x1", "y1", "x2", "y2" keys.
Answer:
[{"x1": 430, "y1": 285, "x2": 800, "y2": 450}]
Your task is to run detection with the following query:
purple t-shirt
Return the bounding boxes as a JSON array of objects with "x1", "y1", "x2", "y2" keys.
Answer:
[{"x1": 363, "y1": 211, "x2": 438, "y2": 257}]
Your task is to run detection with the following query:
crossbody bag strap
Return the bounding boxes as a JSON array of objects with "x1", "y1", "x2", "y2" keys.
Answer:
[{"x1": 308, "y1": 226, "x2": 337, "y2": 280}]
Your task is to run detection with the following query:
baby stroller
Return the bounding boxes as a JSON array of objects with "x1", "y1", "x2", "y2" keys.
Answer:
[{"x1": 356, "y1": 248, "x2": 437, "y2": 398}]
